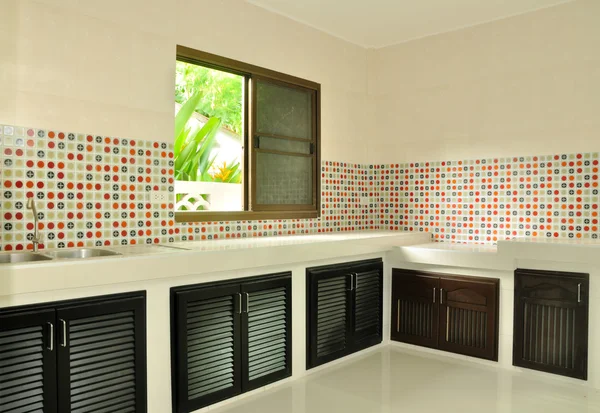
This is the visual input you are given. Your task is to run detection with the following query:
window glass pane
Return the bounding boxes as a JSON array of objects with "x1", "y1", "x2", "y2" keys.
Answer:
[
  {"x1": 174, "y1": 60, "x2": 244, "y2": 212},
  {"x1": 256, "y1": 81, "x2": 312, "y2": 140},
  {"x1": 259, "y1": 136, "x2": 311, "y2": 154},
  {"x1": 255, "y1": 152, "x2": 312, "y2": 205}
]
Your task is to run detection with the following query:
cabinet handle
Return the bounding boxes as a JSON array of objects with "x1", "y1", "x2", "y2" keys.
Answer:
[
  {"x1": 60, "y1": 319, "x2": 67, "y2": 348},
  {"x1": 349, "y1": 273, "x2": 355, "y2": 291},
  {"x1": 396, "y1": 299, "x2": 400, "y2": 332},
  {"x1": 433, "y1": 288, "x2": 436, "y2": 304},
  {"x1": 237, "y1": 293, "x2": 242, "y2": 314},
  {"x1": 244, "y1": 292, "x2": 250, "y2": 313},
  {"x1": 440, "y1": 289, "x2": 444, "y2": 305},
  {"x1": 446, "y1": 307, "x2": 450, "y2": 342},
  {"x1": 47, "y1": 322, "x2": 54, "y2": 351},
  {"x1": 578, "y1": 283, "x2": 582, "y2": 303}
]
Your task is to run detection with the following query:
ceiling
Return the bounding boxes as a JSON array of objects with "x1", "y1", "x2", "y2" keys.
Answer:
[{"x1": 246, "y1": 0, "x2": 573, "y2": 48}]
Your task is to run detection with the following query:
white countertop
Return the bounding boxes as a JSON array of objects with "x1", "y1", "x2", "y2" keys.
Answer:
[
  {"x1": 5, "y1": 230, "x2": 600, "y2": 298},
  {"x1": 0, "y1": 231, "x2": 430, "y2": 297}
]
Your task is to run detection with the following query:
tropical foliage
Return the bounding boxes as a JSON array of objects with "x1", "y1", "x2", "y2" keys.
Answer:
[
  {"x1": 175, "y1": 61, "x2": 243, "y2": 136},
  {"x1": 174, "y1": 62, "x2": 243, "y2": 184}
]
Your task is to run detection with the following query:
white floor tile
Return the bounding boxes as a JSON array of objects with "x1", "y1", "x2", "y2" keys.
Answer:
[{"x1": 211, "y1": 346, "x2": 600, "y2": 413}]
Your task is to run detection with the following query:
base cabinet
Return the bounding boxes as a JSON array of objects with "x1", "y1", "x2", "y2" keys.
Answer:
[
  {"x1": 0, "y1": 309, "x2": 57, "y2": 413},
  {"x1": 392, "y1": 269, "x2": 499, "y2": 361},
  {"x1": 306, "y1": 259, "x2": 383, "y2": 369},
  {"x1": 170, "y1": 273, "x2": 292, "y2": 413},
  {"x1": 513, "y1": 269, "x2": 589, "y2": 380},
  {"x1": 0, "y1": 292, "x2": 147, "y2": 413}
]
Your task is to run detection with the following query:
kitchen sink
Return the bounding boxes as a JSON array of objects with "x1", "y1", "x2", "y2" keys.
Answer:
[
  {"x1": 0, "y1": 252, "x2": 54, "y2": 264},
  {"x1": 46, "y1": 248, "x2": 122, "y2": 259}
]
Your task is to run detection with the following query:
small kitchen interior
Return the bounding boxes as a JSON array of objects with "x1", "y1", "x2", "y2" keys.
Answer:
[{"x1": 1, "y1": 0, "x2": 599, "y2": 412}]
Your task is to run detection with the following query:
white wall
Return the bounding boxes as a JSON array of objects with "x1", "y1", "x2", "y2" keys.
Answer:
[
  {"x1": 3, "y1": 1, "x2": 598, "y2": 166},
  {"x1": 0, "y1": 0, "x2": 371, "y2": 163},
  {"x1": 368, "y1": 0, "x2": 600, "y2": 163}
]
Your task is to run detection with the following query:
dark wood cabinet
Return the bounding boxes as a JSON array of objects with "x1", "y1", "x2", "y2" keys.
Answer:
[
  {"x1": 392, "y1": 269, "x2": 499, "y2": 361},
  {"x1": 0, "y1": 309, "x2": 57, "y2": 413},
  {"x1": 171, "y1": 273, "x2": 291, "y2": 413},
  {"x1": 438, "y1": 276, "x2": 498, "y2": 360},
  {"x1": 513, "y1": 269, "x2": 589, "y2": 380},
  {"x1": 392, "y1": 272, "x2": 439, "y2": 349},
  {"x1": 56, "y1": 296, "x2": 147, "y2": 413},
  {"x1": 306, "y1": 259, "x2": 383, "y2": 369},
  {"x1": 0, "y1": 292, "x2": 147, "y2": 413}
]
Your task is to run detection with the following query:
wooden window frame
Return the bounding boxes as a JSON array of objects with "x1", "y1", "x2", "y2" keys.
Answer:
[{"x1": 175, "y1": 46, "x2": 321, "y2": 223}]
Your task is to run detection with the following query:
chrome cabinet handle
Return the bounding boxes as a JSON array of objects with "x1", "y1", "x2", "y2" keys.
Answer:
[
  {"x1": 349, "y1": 273, "x2": 355, "y2": 291},
  {"x1": 446, "y1": 307, "x2": 450, "y2": 342},
  {"x1": 60, "y1": 319, "x2": 67, "y2": 348},
  {"x1": 578, "y1": 283, "x2": 582, "y2": 303},
  {"x1": 433, "y1": 288, "x2": 436, "y2": 304},
  {"x1": 237, "y1": 293, "x2": 242, "y2": 314},
  {"x1": 440, "y1": 289, "x2": 444, "y2": 305},
  {"x1": 47, "y1": 322, "x2": 54, "y2": 351},
  {"x1": 244, "y1": 292, "x2": 250, "y2": 313}
]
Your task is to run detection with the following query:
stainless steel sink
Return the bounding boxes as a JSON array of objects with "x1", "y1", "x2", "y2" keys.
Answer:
[
  {"x1": 46, "y1": 248, "x2": 122, "y2": 259},
  {"x1": 0, "y1": 252, "x2": 54, "y2": 264}
]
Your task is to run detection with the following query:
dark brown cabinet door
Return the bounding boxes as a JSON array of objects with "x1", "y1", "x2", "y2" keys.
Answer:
[
  {"x1": 56, "y1": 296, "x2": 147, "y2": 413},
  {"x1": 513, "y1": 269, "x2": 589, "y2": 380},
  {"x1": 351, "y1": 261, "x2": 383, "y2": 351},
  {"x1": 391, "y1": 269, "x2": 439, "y2": 349},
  {"x1": 0, "y1": 309, "x2": 57, "y2": 413},
  {"x1": 306, "y1": 259, "x2": 383, "y2": 369},
  {"x1": 172, "y1": 284, "x2": 242, "y2": 413},
  {"x1": 438, "y1": 277, "x2": 499, "y2": 361},
  {"x1": 307, "y1": 268, "x2": 352, "y2": 368},
  {"x1": 241, "y1": 275, "x2": 292, "y2": 392}
]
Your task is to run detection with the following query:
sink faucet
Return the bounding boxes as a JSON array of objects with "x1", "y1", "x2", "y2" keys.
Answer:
[{"x1": 26, "y1": 197, "x2": 42, "y2": 252}]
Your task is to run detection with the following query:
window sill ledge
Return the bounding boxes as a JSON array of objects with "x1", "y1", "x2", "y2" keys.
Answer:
[{"x1": 175, "y1": 210, "x2": 319, "y2": 223}]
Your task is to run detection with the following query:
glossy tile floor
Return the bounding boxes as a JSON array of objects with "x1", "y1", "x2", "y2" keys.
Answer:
[{"x1": 213, "y1": 346, "x2": 600, "y2": 413}]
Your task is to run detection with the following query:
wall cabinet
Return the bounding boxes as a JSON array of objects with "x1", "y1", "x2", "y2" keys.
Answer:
[
  {"x1": 306, "y1": 258, "x2": 383, "y2": 369},
  {"x1": 170, "y1": 273, "x2": 291, "y2": 413},
  {"x1": 513, "y1": 269, "x2": 589, "y2": 380},
  {"x1": 391, "y1": 269, "x2": 499, "y2": 361},
  {"x1": 0, "y1": 293, "x2": 147, "y2": 413}
]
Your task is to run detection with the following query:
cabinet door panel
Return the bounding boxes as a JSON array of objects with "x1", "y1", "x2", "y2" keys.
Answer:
[
  {"x1": 391, "y1": 270, "x2": 439, "y2": 349},
  {"x1": 0, "y1": 309, "x2": 57, "y2": 413},
  {"x1": 241, "y1": 275, "x2": 291, "y2": 392},
  {"x1": 514, "y1": 269, "x2": 588, "y2": 379},
  {"x1": 438, "y1": 277, "x2": 499, "y2": 361},
  {"x1": 352, "y1": 262, "x2": 383, "y2": 350},
  {"x1": 172, "y1": 285, "x2": 242, "y2": 413},
  {"x1": 307, "y1": 269, "x2": 352, "y2": 369},
  {"x1": 56, "y1": 296, "x2": 146, "y2": 413}
]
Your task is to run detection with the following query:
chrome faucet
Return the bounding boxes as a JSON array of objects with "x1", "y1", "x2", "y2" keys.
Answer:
[{"x1": 26, "y1": 197, "x2": 42, "y2": 252}]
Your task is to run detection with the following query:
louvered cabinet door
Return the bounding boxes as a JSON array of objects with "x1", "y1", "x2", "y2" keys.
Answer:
[
  {"x1": 307, "y1": 270, "x2": 352, "y2": 369},
  {"x1": 241, "y1": 274, "x2": 291, "y2": 391},
  {"x1": 514, "y1": 269, "x2": 589, "y2": 380},
  {"x1": 351, "y1": 263, "x2": 383, "y2": 351},
  {"x1": 438, "y1": 277, "x2": 499, "y2": 361},
  {"x1": 0, "y1": 309, "x2": 57, "y2": 413},
  {"x1": 56, "y1": 296, "x2": 146, "y2": 413},
  {"x1": 172, "y1": 285, "x2": 242, "y2": 413},
  {"x1": 391, "y1": 270, "x2": 439, "y2": 349}
]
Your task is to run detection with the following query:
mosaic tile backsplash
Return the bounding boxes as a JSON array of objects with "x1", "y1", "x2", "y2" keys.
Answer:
[
  {"x1": 373, "y1": 155, "x2": 599, "y2": 243},
  {"x1": 1, "y1": 123, "x2": 599, "y2": 250},
  {"x1": 0, "y1": 125, "x2": 374, "y2": 251}
]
